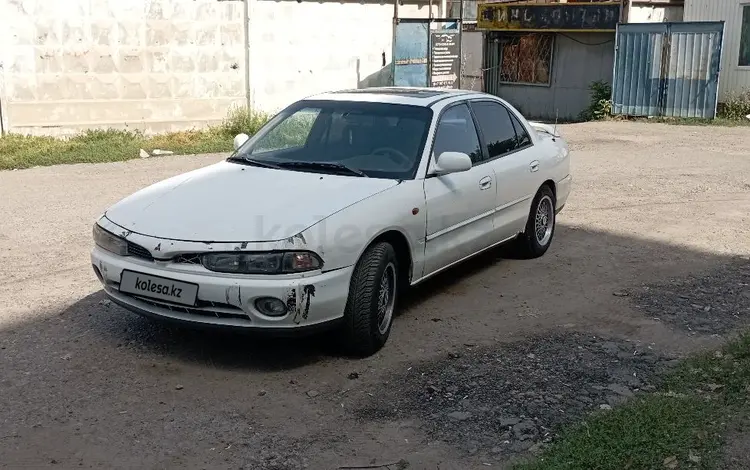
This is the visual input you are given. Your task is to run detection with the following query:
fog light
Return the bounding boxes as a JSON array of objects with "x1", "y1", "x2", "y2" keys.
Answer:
[
  {"x1": 92, "y1": 265, "x2": 104, "y2": 283},
  {"x1": 255, "y1": 297, "x2": 288, "y2": 317}
]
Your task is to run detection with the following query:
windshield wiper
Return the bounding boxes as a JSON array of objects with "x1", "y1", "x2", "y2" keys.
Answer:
[
  {"x1": 227, "y1": 156, "x2": 283, "y2": 170},
  {"x1": 277, "y1": 161, "x2": 368, "y2": 177}
]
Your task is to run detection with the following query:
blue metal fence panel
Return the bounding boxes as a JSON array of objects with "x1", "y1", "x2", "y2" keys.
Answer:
[
  {"x1": 612, "y1": 23, "x2": 666, "y2": 117},
  {"x1": 663, "y1": 22, "x2": 724, "y2": 118},
  {"x1": 393, "y1": 21, "x2": 429, "y2": 87},
  {"x1": 611, "y1": 21, "x2": 724, "y2": 118}
]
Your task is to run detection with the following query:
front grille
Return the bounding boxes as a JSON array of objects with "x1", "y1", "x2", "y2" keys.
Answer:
[
  {"x1": 173, "y1": 253, "x2": 202, "y2": 265},
  {"x1": 127, "y1": 241, "x2": 154, "y2": 261},
  {"x1": 135, "y1": 297, "x2": 250, "y2": 321}
]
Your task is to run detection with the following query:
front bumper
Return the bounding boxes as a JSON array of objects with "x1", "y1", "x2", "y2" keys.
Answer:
[{"x1": 91, "y1": 246, "x2": 353, "y2": 332}]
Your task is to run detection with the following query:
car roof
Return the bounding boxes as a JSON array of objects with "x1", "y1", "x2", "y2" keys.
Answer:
[{"x1": 305, "y1": 87, "x2": 484, "y2": 107}]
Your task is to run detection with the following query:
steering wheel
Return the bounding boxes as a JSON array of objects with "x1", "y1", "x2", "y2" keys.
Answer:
[{"x1": 371, "y1": 147, "x2": 411, "y2": 166}]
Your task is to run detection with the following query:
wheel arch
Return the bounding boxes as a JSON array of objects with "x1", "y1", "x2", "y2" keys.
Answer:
[
  {"x1": 364, "y1": 229, "x2": 414, "y2": 289},
  {"x1": 541, "y1": 179, "x2": 556, "y2": 199}
]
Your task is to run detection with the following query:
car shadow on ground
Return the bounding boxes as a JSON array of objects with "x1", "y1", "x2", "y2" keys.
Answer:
[{"x1": 4, "y1": 223, "x2": 744, "y2": 375}]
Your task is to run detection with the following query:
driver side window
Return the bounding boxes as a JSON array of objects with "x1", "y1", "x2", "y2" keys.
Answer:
[
  {"x1": 251, "y1": 108, "x2": 320, "y2": 154},
  {"x1": 432, "y1": 104, "x2": 483, "y2": 164}
]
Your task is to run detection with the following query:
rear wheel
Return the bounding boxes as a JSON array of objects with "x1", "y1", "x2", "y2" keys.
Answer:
[
  {"x1": 516, "y1": 185, "x2": 556, "y2": 259},
  {"x1": 338, "y1": 242, "x2": 398, "y2": 356}
]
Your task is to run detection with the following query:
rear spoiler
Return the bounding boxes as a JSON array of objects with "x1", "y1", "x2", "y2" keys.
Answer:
[{"x1": 528, "y1": 121, "x2": 561, "y2": 138}]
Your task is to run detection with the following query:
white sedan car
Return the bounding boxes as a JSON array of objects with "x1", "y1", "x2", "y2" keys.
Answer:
[{"x1": 91, "y1": 87, "x2": 571, "y2": 356}]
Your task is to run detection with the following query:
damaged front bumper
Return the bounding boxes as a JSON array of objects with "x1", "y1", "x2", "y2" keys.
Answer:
[{"x1": 90, "y1": 244, "x2": 352, "y2": 335}]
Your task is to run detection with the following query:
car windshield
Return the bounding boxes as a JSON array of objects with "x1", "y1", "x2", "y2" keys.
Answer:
[{"x1": 231, "y1": 100, "x2": 433, "y2": 179}]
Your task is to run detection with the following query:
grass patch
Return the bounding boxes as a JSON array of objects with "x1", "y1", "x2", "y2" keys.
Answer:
[
  {"x1": 516, "y1": 334, "x2": 750, "y2": 470},
  {"x1": 0, "y1": 106, "x2": 271, "y2": 171}
]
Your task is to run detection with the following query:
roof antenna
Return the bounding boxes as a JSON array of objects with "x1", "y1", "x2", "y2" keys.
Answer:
[{"x1": 552, "y1": 109, "x2": 558, "y2": 141}]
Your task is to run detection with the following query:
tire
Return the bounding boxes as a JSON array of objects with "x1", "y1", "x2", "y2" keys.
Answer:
[
  {"x1": 338, "y1": 242, "x2": 398, "y2": 357},
  {"x1": 516, "y1": 185, "x2": 557, "y2": 259}
]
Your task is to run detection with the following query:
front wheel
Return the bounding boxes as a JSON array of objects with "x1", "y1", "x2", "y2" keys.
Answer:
[
  {"x1": 516, "y1": 185, "x2": 556, "y2": 259},
  {"x1": 338, "y1": 242, "x2": 398, "y2": 357}
]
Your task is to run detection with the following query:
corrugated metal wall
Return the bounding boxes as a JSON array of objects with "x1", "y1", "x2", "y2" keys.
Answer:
[
  {"x1": 684, "y1": 0, "x2": 750, "y2": 102},
  {"x1": 611, "y1": 22, "x2": 723, "y2": 118},
  {"x1": 483, "y1": 32, "x2": 616, "y2": 120}
]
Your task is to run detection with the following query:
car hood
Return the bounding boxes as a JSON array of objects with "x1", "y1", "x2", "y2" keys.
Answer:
[{"x1": 104, "y1": 161, "x2": 398, "y2": 242}]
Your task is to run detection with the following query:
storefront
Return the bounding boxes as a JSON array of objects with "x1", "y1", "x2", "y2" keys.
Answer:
[{"x1": 477, "y1": 2, "x2": 621, "y2": 121}]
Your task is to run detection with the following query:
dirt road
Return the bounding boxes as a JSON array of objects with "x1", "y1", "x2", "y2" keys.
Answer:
[{"x1": 1, "y1": 121, "x2": 749, "y2": 469}]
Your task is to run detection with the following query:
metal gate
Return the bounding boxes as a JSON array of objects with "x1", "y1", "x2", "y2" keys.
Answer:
[{"x1": 611, "y1": 22, "x2": 724, "y2": 119}]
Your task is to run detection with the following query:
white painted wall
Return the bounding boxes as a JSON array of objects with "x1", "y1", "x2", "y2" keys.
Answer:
[
  {"x1": 684, "y1": 0, "x2": 750, "y2": 100},
  {"x1": 247, "y1": 0, "x2": 432, "y2": 113},
  {"x1": 629, "y1": 4, "x2": 684, "y2": 23}
]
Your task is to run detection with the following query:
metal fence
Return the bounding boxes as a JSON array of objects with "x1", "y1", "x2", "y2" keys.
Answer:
[{"x1": 611, "y1": 21, "x2": 725, "y2": 119}]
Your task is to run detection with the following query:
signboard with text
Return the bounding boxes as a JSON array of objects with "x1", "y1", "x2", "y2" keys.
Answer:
[
  {"x1": 477, "y1": 2, "x2": 620, "y2": 32},
  {"x1": 429, "y1": 31, "x2": 460, "y2": 88}
]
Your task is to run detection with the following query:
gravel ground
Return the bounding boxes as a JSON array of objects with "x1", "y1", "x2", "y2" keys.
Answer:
[
  {"x1": 629, "y1": 260, "x2": 750, "y2": 335},
  {"x1": 1, "y1": 121, "x2": 749, "y2": 469},
  {"x1": 356, "y1": 333, "x2": 673, "y2": 463}
]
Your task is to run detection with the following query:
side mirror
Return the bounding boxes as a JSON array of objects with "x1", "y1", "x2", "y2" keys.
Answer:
[
  {"x1": 233, "y1": 133, "x2": 250, "y2": 151},
  {"x1": 434, "y1": 151, "x2": 472, "y2": 175}
]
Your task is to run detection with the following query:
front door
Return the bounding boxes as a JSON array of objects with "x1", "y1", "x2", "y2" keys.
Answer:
[{"x1": 423, "y1": 103, "x2": 497, "y2": 276}]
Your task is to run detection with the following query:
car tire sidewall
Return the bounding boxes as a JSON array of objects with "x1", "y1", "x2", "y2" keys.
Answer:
[
  {"x1": 341, "y1": 242, "x2": 398, "y2": 356},
  {"x1": 525, "y1": 186, "x2": 556, "y2": 256}
]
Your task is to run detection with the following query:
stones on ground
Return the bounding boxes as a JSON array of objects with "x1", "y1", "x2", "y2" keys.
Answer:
[
  {"x1": 347, "y1": 372, "x2": 359, "y2": 380},
  {"x1": 306, "y1": 390, "x2": 319, "y2": 398},
  {"x1": 175, "y1": 384, "x2": 184, "y2": 390},
  {"x1": 607, "y1": 383, "x2": 634, "y2": 397},
  {"x1": 258, "y1": 390, "x2": 267, "y2": 396},
  {"x1": 138, "y1": 149, "x2": 150, "y2": 159},
  {"x1": 512, "y1": 421, "x2": 537, "y2": 440},
  {"x1": 447, "y1": 411, "x2": 473, "y2": 421},
  {"x1": 629, "y1": 262, "x2": 750, "y2": 335},
  {"x1": 663, "y1": 455, "x2": 678, "y2": 469},
  {"x1": 354, "y1": 332, "x2": 668, "y2": 460},
  {"x1": 499, "y1": 416, "x2": 520, "y2": 427}
]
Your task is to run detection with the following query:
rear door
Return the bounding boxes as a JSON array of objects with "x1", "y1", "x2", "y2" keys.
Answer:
[
  {"x1": 469, "y1": 99, "x2": 538, "y2": 241},
  {"x1": 422, "y1": 102, "x2": 497, "y2": 276}
]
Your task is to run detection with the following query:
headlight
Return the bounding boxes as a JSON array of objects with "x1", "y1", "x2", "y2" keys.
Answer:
[
  {"x1": 93, "y1": 223, "x2": 129, "y2": 256},
  {"x1": 201, "y1": 251, "x2": 323, "y2": 274}
]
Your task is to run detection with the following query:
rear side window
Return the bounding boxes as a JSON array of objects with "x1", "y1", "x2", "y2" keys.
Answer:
[
  {"x1": 470, "y1": 101, "x2": 518, "y2": 159},
  {"x1": 509, "y1": 111, "x2": 532, "y2": 148}
]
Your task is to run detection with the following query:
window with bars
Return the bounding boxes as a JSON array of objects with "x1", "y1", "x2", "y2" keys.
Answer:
[{"x1": 499, "y1": 34, "x2": 554, "y2": 86}]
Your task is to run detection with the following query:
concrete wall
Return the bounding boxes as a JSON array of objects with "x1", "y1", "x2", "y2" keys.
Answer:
[
  {"x1": 0, "y1": 0, "x2": 247, "y2": 136},
  {"x1": 684, "y1": 0, "x2": 750, "y2": 101},
  {"x1": 486, "y1": 33, "x2": 616, "y2": 121},
  {"x1": 460, "y1": 30, "x2": 484, "y2": 91},
  {"x1": 0, "y1": 0, "x2": 431, "y2": 135}
]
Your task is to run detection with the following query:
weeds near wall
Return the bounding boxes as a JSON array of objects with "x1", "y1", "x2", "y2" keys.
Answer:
[
  {"x1": 580, "y1": 80, "x2": 613, "y2": 121},
  {"x1": 218, "y1": 105, "x2": 272, "y2": 138},
  {"x1": 0, "y1": 106, "x2": 272, "y2": 171},
  {"x1": 718, "y1": 88, "x2": 750, "y2": 121}
]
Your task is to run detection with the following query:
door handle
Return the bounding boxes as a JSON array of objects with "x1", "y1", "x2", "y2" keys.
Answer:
[
  {"x1": 479, "y1": 176, "x2": 492, "y2": 190},
  {"x1": 530, "y1": 160, "x2": 540, "y2": 172}
]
